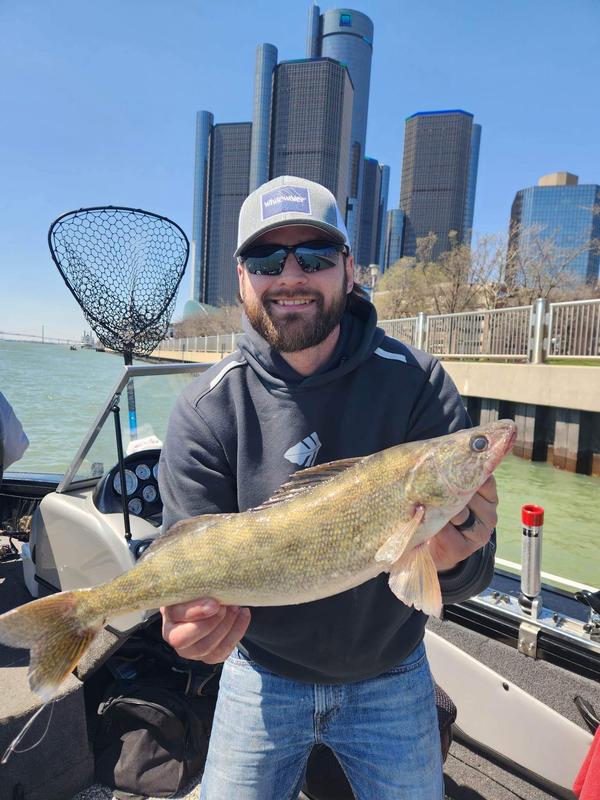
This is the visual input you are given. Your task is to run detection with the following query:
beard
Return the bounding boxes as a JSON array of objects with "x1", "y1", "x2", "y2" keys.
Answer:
[{"x1": 241, "y1": 275, "x2": 348, "y2": 353}]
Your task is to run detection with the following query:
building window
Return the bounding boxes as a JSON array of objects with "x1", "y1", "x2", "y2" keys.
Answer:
[{"x1": 340, "y1": 12, "x2": 352, "y2": 26}]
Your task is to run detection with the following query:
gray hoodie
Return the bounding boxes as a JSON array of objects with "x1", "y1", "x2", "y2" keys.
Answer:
[{"x1": 159, "y1": 296, "x2": 494, "y2": 683}]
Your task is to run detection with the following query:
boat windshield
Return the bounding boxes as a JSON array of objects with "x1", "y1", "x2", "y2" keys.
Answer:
[{"x1": 57, "y1": 363, "x2": 208, "y2": 493}]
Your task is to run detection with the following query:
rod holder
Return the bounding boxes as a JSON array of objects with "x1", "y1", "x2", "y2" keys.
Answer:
[{"x1": 519, "y1": 504, "x2": 544, "y2": 618}]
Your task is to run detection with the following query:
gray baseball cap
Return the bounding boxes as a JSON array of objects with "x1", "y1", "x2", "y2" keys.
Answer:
[{"x1": 235, "y1": 176, "x2": 350, "y2": 257}]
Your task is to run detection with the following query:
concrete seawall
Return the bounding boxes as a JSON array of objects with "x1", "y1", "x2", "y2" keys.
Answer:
[{"x1": 443, "y1": 362, "x2": 600, "y2": 477}]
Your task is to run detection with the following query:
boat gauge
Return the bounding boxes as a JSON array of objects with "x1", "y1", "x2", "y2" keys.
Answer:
[
  {"x1": 128, "y1": 498, "x2": 143, "y2": 515},
  {"x1": 142, "y1": 485, "x2": 157, "y2": 503},
  {"x1": 113, "y1": 469, "x2": 138, "y2": 496},
  {"x1": 152, "y1": 463, "x2": 159, "y2": 480},
  {"x1": 135, "y1": 464, "x2": 152, "y2": 480}
]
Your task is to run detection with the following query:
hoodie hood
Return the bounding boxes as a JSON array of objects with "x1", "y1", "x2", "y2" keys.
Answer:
[{"x1": 237, "y1": 294, "x2": 386, "y2": 393}]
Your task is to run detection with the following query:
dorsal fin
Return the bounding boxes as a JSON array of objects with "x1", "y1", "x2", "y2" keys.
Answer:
[
  {"x1": 139, "y1": 513, "x2": 226, "y2": 561},
  {"x1": 250, "y1": 455, "x2": 367, "y2": 512}
]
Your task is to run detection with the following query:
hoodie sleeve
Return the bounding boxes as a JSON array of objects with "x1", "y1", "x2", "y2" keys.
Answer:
[
  {"x1": 0, "y1": 393, "x2": 29, "y2": 470},
  {"x1": 158, "y1": 393, "x2": 237, "y2": 533},
  {"x1": 405, "y1": 358, "x2": 496, "y2": 604}
]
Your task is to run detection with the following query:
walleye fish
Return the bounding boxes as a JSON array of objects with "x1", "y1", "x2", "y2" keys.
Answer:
[{"x1": 0, "y1": 420, "x2": 516, "y2": 700}]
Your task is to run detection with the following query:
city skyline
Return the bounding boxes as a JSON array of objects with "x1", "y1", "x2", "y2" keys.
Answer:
[{"x1": 2, "y1": 0, "x2": 599, "y2": 339}]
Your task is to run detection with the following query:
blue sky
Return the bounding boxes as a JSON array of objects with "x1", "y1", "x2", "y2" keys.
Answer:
[{"x1": 1, "y1": 0, "x2": 599, "y2": 340}]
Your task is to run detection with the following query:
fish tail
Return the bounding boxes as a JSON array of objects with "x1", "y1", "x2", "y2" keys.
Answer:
[
  {"x1": 0, "y1": 590, "x2": 103, "y2": 701},
  {"x1": 387, "y1": 544, "x2": 443, "y2": 617}
]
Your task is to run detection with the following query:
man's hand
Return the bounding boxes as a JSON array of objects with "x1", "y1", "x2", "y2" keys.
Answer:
[
  {"x1": 161, "y1": 598, "x2": 251, "y2": 664},
  {"x1": 428, "y1": 475, "x2": 498, "y2": 572}
]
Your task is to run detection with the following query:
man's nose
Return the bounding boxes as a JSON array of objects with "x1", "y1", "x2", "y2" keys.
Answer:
[{"x1": 277, "y1": 252, "x2": 308, "y2": 282}]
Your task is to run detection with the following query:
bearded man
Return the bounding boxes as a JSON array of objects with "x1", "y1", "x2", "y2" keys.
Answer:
[{"x1": 158, "y1": 176, "x2": 499, "y2": 799}]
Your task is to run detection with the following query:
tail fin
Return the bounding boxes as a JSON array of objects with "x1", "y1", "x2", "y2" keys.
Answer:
[{"x1": 0, "y1": 591, "x2": 103, "y2": 701}]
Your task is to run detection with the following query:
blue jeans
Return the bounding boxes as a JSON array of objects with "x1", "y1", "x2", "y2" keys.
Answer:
[{"x1": 199, "y1": 641, "x2": 444, "y2": 800}]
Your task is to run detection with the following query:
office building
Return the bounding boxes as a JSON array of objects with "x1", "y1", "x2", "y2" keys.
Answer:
[
  {"x1": 508, "y1": 173, "x2": 600, "y2": 285},
  {"x1": 191, "y1": 117, "x2": 252, "y2": 306},
  {"x1": 400, "y1": 110, "x2": 481, "y2": 260},
  {"x1": 383, "y1": 209, "x2": 405, "y2": 270},
  {"x1": 356, "y1": 159, "x2": 390, "y2": 267},
  {"x1": 269, "y1": 58, "x2": 353, "y2": 210},
  {"x1": 190, "y1": 110, "x2": 214, "y2": 302},
  {"x1": 249, "y1": 43, "x2": 278, "y2": 192},
  {"x1": 307, "y1": 7, "x2": 374, "y2": 251}
]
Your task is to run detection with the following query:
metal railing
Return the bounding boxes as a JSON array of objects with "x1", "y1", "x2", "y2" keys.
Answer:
[
  {"x1": 155, "y1": 333, "x2": 243, "y2": 354},
  {"x1": 548, "y1": 298, "x2": 600, "y2": 359},
  {"x1": 157, "y1": 298, "x2": 600, "y2": 363},
  {"x1": 381, "y1": 297, "x2": 600, "y2": 362}
]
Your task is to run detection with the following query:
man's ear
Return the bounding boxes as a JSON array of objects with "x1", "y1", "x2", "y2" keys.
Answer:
[{"x1": 345, "y1": 254, "x2": 355, "y2": 293}]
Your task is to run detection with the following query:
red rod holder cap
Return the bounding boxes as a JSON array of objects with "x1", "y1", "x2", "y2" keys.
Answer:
[{"x1": 522, "y1": 504, "x2": 544, "y2": 527}]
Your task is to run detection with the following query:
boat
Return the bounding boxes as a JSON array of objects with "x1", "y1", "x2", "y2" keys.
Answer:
[
  {"x1": 0, "y1": 360, "x2": 598, "y2": 800},
  {"x1": 69, "y1": 345, "x2": 78, "y2": 351}
]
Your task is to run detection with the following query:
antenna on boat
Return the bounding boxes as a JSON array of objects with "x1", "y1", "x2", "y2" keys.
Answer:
[{"x1": 48, "y1": 206, "x2": 189, "y2": 437}]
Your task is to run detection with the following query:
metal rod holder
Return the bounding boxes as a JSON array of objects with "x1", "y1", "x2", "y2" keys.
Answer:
[{"x1": 519, "y1": 504, "x2": 544, "y2": 619}]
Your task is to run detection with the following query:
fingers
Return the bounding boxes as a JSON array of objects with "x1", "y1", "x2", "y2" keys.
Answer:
[
  {"x1": 160, "y1": 597, "x2": 251, "y2": 663},
  {"x1": 178, "y1": 607, "x2": 251, "y2": 664}
]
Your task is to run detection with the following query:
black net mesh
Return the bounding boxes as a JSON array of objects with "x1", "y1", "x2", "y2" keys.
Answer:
[{"x1": 48, "y1": 206, "x2": 188, "y2": 357}]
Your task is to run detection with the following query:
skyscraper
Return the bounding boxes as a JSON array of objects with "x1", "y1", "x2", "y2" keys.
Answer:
[
  {"x1": 191, "y1": 118, "x2": 252, "y2": 306},
  {"x1": 399, "y1": 110, "x2": 480, "y2": 260},
  {"x1": 307, "y1": 7, "x2": 374, "y2": 252},
  {"x1": 383, "y1": 209, "x2": 405, "y2": 270},
  {"x1": 190, "y1": 110, "x2": 214, "y2": 302},
  {"x1": 249, "y1": 43, "x2": 278, "y2": 192},
  {"x1": 356, "y1": 158, "x2": 389, "y2": 267},
  {"x1": 269, "y1": 58, "x2": 353, "y2": 210},
  {"x1": 508, "y1": 173, "x2": 600, "y2": 285}
]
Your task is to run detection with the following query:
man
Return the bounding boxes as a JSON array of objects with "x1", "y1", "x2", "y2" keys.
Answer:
[
  {"x1": 158, "y1": 176, "x2": 498, "y2": 799},
  {"x1": 0, "y1": 392, "x2": 29, "y2": 483}
]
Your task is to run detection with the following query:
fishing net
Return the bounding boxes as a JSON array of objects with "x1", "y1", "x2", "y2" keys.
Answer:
[{"x1": 48, "y1": 206, "x2": 189, "y2": 358}]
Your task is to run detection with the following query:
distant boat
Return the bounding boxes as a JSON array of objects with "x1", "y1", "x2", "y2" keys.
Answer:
[{"x1": 69, "y1": 345, "x2": 78, "y2": 351}]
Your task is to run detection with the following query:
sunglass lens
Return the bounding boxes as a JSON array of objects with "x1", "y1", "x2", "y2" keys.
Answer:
[
  {"x1": 243, "y1": 248, "x2": 286, "y2": 275},
  {"x1": 295, "y1": 245, "x2": 341, "y2": 273}
]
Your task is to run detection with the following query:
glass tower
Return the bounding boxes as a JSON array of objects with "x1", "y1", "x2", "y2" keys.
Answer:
[
  {"x1": 269, "y1": 58, "x2": 353, "y2": 210},
  {"x1": 249, "y1": 43, "x2": 278, "y2": 192},
  {"x1": 508, "y1": 174, "x2": 600, "y2": 285},
  {"x1": 384, "y1": 209, "x2": 405, "y2": 270},
  {"x1": 308, "y1": 7, "x2": 374, "y2": 253},
  {"x1": 203, "y1": 122, "x2": 252, "y2": 306},
  {"x1": 400, "y1": 110, "x2": 480, "y2": 260},
  {"x1": 463, "y1": 123, "x2": 481, "y2": 245},
  {"x1": 190, "y1": 110, "x2": 214, "y2": 301},
  {"x1": 356, "y1": 158, "x2": 389, "y2": 267}
]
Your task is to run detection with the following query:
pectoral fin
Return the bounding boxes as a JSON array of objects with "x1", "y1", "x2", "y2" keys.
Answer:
[
  {"x1": 375, "y1": 504, "x2": 425, "y2": 564},
  {"x1": 387, "y1": 544, "x2": 443, "y2": 618}
]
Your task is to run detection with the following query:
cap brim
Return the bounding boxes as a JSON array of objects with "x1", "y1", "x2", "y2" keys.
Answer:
[{"x1": 234, "y1": 220, "x2": 347, "y2": 258}]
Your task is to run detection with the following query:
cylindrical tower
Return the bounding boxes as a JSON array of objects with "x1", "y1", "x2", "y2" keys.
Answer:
[
  {"x1": 317, "y1": 9, "x2": 374, "y2": 252},
  {"x1": 249, "y1": 43, "x2": 278, "y2": 192},
  {"x1": 190, "y1": 110, "x2": 214, "y2": 301}
]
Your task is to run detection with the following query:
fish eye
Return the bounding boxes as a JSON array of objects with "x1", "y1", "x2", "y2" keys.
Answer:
[{"x1": 470, "y1": 435, "x2": 489, "y2": 453}]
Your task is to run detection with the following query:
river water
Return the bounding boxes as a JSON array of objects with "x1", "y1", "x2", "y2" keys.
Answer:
[{"x1": 1, "y1": 340, "x2": 598, "y2": 588}]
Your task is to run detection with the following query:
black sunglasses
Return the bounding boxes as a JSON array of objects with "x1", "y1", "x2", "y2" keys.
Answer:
[{"x1": 239, "y1": 240, "x2": 348, "y2": 276}]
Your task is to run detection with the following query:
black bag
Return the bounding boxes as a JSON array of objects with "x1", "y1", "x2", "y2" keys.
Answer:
[{"x1": 94, "y1": 666, "x2": 220, "y2": 799}]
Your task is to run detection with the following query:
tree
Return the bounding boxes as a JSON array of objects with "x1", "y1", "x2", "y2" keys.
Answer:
[
  {"x1": 506, "y1": 217, "x2": 600, "y2": 304},
  {"x1": 173, "y1": 304, "x2": 243, "y2": 337}
]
